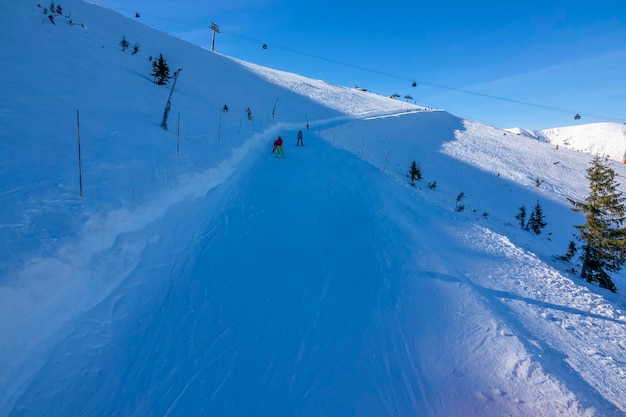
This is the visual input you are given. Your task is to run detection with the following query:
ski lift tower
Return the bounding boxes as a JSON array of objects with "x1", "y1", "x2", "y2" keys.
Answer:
[{"x1": 210, "y1": 22, "x2": 220, "y2": 52}]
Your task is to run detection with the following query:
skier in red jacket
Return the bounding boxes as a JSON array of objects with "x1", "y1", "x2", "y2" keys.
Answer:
[{"x1": 273, "y1": 136, "x2": 284, "y2": 158}]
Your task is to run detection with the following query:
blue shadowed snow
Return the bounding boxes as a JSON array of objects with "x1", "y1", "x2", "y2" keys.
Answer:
[{"x1": 2, "y1": 1, "x2": 626, "y2": 416}]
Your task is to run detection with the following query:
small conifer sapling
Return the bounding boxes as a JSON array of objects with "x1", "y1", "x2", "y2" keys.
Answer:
[
  {"x1": 408, "y1": 161, "x2": 422, "y2": 186},
  {"x1": 151, "y1": 53, "x2": 170, "y2": 85},
  {"x1": 120, "y1": 35, "x2": 130, "y2": 51},
  {"x1": 515, "y1": 205, "x2": 527, "y2": 229},
  {"x1": 527, "y1": 202, "x2": 547, "y2": 235}
]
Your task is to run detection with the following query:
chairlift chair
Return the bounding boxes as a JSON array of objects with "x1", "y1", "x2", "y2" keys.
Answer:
[{"x1": 574, "y1": 113, "x2": 581, "y2": 120}]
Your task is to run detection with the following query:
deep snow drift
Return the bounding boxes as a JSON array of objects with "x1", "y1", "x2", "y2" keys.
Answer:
[{"x1": 1, "y1": 1, "x2": 626, "y2": 416}]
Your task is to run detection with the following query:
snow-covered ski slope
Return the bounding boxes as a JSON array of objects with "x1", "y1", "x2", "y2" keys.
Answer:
[
  {"x1": 541, "y1": 123, "x2": 626, "y2": 163},
  {"x1": 1, "y1": 1, "x2": 625, "y2": 416},
  {"x1": 506, "y1": 123, "x2": 626, "y2": 163}
]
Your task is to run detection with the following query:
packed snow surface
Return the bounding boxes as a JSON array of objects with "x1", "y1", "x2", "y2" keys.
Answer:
[
  {"x1": 1, "y1": 1, "x2": 625, "y2": 416},
  {"x1": 542, "y1": 123, "x2": 626, "y2": 162}
]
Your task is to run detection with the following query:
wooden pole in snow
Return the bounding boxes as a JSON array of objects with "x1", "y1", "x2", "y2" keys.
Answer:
[
  {"x1": 218, "y1": 113, "x2": 222, "y2": 144},
  {"x1": 76, "y1": 109, "x2": 83, "y2": 197},
  {"x1": 382, "y1": 150, "x2": 390, "y2": 173},
  {"x1": 176, "y1": 111, "x2": 180, "y2": 155}
]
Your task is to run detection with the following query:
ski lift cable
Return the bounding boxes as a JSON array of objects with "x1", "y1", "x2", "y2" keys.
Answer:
[
  {"x1": 92, "y1": 2, "x2": 195, "y2": 26},
  {"x1": 93, "y1": 5, "x2": 622, "y2": 124},
  {"x1": 224, "y1": 31, "x2": 624, "y2": 123},
  {"x1": 227, "y1": 31, "x2": 407, "y2": 79}
]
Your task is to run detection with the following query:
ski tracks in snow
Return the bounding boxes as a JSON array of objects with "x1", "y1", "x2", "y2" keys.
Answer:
[
  {"x1": 0, "y1": 125, "x2": 291, "y2": 415},
  {"x1": 455, "y1": 224, "x2": 626, "y2": 415}
]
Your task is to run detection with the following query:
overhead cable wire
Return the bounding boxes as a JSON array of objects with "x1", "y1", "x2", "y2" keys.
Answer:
[
  {"x1": 221, "y1": 31, "x2": 625, "y2": 124},
  {"x1": 96, "y1": 4, "x2": 624, "y2": 124}
]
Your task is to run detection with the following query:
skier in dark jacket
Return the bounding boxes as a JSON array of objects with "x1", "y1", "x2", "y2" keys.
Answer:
[
  {"x1": 273, "y1": 136, "x2": 284, "y2": 158},
  {"x1": 296, "y1": 130, "x2": 304, "y2": 146}
]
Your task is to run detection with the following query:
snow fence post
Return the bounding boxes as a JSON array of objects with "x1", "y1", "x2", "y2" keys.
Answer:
[
  {"x1": 177, "y1": 111, "x2": 180, "y2": 155},
  {"x1": 382, "y1": 150, "x2": 390, "y2": 173},
  {"x1": 218, "y1": 113, "x2": 222, "y2": 144},
  {"x1": 76, "y1": 109, "x2": 83, "y2": 197}
]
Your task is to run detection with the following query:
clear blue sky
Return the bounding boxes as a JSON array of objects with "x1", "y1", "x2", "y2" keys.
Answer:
[{"x1": 96, "y1": 0, "x2": 626, "y2": 130}]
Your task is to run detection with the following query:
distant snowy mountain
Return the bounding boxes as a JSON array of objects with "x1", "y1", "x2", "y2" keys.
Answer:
[
  {"x1": 542, "y1": 122, "x2": 626, "y2": 162},
  {"x1": 507, "y1": 122, "x2": 626, "y2": 162},
  {"x1": 2, "y1": 1, "x2": 626, "y2": 416}
]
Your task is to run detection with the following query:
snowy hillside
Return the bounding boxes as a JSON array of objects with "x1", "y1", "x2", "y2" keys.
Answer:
[
  {"x1": 2, "y1": 1, "x2": 626, "y2": 416},
  {"x1": 542, "y1": 123, "x2": 626, "y2": 163},
  {"x1": 507, "y1": 123, "x2": 626, "y2": 163}
]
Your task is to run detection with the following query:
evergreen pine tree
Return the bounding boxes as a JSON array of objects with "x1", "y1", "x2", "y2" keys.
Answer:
[
  {"x1": 515, "y1": 205, "x2": 527, "y2": 229},
  {"x1": 408, "y1": 161, "x2": 421, "y2": 186},
  {"x1": 569, "y1": 156, "x2": 626, "y2": 292},
  {"x1": 120, "y1": 35, "x2": 129, "y2": 51},
  {"x1": 527, "y1": 208, "x2": 536, "y2": 231},
  {"x1": 151, "y1": 53, "x2": 170, "y2": 86},
  {"x1": 561, "y1": 241, "x2": 577, "y2": 262},
  {"x1": 528, "y1": 202, "x2": 547, "y2": 235}
]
